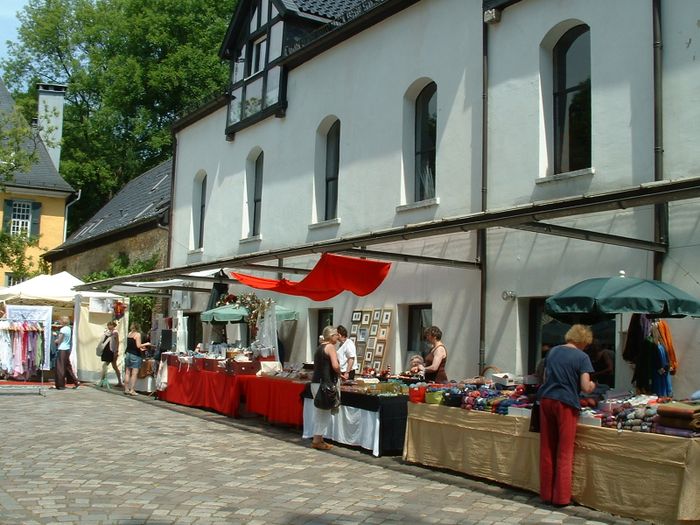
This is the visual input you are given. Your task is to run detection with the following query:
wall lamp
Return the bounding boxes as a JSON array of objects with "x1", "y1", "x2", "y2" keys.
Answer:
[{"x1": 501, "y1": 290, "x2": 517, "y2": 301}]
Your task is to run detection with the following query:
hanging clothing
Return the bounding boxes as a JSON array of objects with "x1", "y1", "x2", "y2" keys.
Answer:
[{"x1": 657, "y1": 320, "x2": 679, "y2": 374}]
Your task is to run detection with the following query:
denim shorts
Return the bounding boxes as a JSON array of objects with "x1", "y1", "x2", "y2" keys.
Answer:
[{"x1": 124, "y1": 352, "x2": 143, "y2": 370}]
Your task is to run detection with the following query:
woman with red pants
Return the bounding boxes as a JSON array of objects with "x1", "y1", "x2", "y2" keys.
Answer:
[{"x1": 537, "y1": 324, "x2": 596, "y2": 506}]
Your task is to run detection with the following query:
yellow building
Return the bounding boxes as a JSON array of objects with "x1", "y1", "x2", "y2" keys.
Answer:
[{"x1": 1, "y1": 81, "x2": 74, "y2": 285}]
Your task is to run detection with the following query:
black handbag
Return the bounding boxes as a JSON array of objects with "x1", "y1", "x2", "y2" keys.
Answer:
[
  {"x1": 314, "y1": 381, "x2": 340, "y2": 410},
  {"x1": 529, "y1": 401, "x2": 541, "y2": 433}
]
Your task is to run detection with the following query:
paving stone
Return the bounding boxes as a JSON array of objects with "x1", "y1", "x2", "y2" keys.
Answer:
[{"x1": 0, "y1": 386, "x2": 653, "y2": 525}]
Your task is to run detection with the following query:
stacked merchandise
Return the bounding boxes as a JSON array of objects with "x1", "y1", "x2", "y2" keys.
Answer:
[
  {"x1": 654, "y1": 401, "x2": 700, "y2": 438},
  {"x1": 599, "y1": 394, "x2": 659, "y2": 432}
]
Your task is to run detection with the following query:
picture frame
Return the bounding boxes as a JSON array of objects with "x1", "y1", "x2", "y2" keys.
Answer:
[
  {"x1": 349, "y1": 336, "x2": 356, "y2": 344},
  {"x1": 379, "y1": 327, "x2": 387, "y2": 339},
  {"x1": 367, "y1": 337, "x2": 376, "y2": 350},
  {"x1": 361, "y1": 312, "x2": 371, "y2": 325},
  {"x1": 357, "y1": 327, "x2": 368, "y2": 342},
  {"x1": 372, "y1": 309, "x2": 382, "y2": 322},
  {"x1": 365, "y1": 351, "x2": 373, "y2": 361},
  {"x1": 381, "y1": 309, "x2": 392, "y2": 325},
  {"x1": 352, "y1": 311, "x2": 362, "y2": 322},
  {"x1": 373, "y1": 360, "x2": 381, "y2": 370},
  {"x1": 350, "y1": 324, "x2": 358, "y2": 335},
  {"x1": 369, "y1": 324, "x2": 378, "y2": 336},
  {"x1": 374, "y1": 342, "x2": 385, "y2": 357}
]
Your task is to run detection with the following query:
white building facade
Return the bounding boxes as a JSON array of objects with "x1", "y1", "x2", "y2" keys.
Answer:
[{"x1": 167, "y1": 0, "x2": 700, "y2": 398}]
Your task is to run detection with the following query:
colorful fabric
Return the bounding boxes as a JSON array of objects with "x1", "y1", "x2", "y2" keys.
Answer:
[
  {"x1": 657, "y1": 320, "x2": 678, "y2": 374},
  {"x1": 230, "y1": 253, "x2": 391, "y2": 301}
]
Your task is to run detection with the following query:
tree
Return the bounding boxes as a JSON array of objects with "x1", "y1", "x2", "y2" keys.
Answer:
[
  {"x1": 1, "y1": 0, "x2": 236, "y2": 231},
  {"x1": 83, "y1": 252, "x2": 159, "y2": 331}
]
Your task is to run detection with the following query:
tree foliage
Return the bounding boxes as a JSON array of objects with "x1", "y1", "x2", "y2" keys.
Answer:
[
  {"x1": 83, "y1": 252, "x2": 160, "y2": 331},
  {"x1": 1, "y1": 0, "x2": 236, "y2": 231}
]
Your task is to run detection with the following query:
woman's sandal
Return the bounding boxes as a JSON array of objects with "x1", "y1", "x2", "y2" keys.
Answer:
[{"x1": 311, "y1": 442, "x2": 332, "y2": 450}]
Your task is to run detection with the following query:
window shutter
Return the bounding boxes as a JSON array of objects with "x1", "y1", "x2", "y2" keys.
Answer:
[
  {"x1": 30, "y1": 201, "x2": 42, "y2": 237},
  {"x1": 2, "y1": 199, "x2": 13, "y2": 233}
]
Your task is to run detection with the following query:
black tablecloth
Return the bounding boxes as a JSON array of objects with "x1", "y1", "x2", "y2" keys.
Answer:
[{"x1": 302, "y1": 386, "x2": 408, "y2": 455}]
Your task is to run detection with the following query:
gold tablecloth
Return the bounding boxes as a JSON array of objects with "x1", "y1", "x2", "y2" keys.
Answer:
[{"x1": 403, "y1": 403, "x2": 700, "y2": 525}]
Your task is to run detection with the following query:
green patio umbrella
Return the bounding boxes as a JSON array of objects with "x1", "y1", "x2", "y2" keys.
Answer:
[
  {"x1": 200, "y1": 303, "x2": 297, "y2": 323},
  {"x1": 544, "y1": 274, "x2": 700, "y2": 323}
]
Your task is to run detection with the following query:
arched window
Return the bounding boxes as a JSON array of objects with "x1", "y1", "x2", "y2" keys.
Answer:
[
  {"x1": 251, "y1": 151, "x2": 263, "y2": 236},
  {"x1": 193, "y1": 173, "x2": 206, "y2": 249},
  {"x1": 553, "y1": 25, "x2": 590, "y2": 174},
  {"x1": 415, "y1": 82, "x2": 437, "y2": 201},
  {"x1": 324, "y1": 120, "x2": 340, "y2": 220}
]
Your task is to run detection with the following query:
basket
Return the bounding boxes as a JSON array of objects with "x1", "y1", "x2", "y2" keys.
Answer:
[
  {"x1": 409, "y1": 385, "x2": 427, "y2": 403},
  {"x1": 424, "y1": 390, "x2": 445, "y2": 405}
]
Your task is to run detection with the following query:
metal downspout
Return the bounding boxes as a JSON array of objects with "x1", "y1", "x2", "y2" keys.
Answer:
[
  {"x1": 652, "y1": 0, "x2": 667, "y2": 280},
  {"x1": 63, "y1": 189, "x2": 81, "y2": 242},
  {"x1": 478, "y1": 20, "x2": 489, "y2": 374}
]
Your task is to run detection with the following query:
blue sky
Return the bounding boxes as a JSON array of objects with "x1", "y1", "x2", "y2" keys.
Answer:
[{"x1": 0, "y1": 0, "x2": 26, "y2": 64}]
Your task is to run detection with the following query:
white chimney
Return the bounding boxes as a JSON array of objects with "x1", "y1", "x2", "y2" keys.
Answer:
[{"x1": 37, "y1": 83, "x2": 67, "y2": 171}]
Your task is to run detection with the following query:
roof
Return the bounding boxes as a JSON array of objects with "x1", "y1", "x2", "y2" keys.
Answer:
[
  {"x1": 0, "y1": 78, "x2": 74, "y2": 194},
  {"x1": 288, "y1": 0, "x2": 368, "y2": 20},
  {"x1": 59, "y1": 158, "x2": 172, "y2": 249}
]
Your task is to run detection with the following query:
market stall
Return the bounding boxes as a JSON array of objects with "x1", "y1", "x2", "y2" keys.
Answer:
[
  {"x1": 302, "y1": 387, "x2": 408, "y2": 456},
  {"x1": 404, "y1": 403, "x2": 699, "y2": 525}
]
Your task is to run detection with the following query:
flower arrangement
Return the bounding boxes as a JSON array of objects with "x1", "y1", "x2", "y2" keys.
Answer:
[
  {"x1": 216, "y1": 294, "x2": 238, "y2": 307},
  {"x1": 113, "y1": 300, "x2": 127, "y2": 320}
]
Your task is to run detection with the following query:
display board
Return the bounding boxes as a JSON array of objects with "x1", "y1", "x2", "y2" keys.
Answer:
[{"x1": 350, "y1": 308, "x2": 392, "y2": 372}]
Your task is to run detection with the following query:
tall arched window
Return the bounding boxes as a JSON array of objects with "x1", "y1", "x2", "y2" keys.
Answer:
[
  {"x1": 324, "y1": 120, "x2": 340, "y2": 220},
  {"x1": 251, "y1": 151, "x2": 263, "y2": 236},
  {"x1": 553, "y1": 25, "x2": 590, "y2": 174},
  {"x1": 415, "y1": 82, "x2": 437, "y2": 201},
  {"x1": 193, "y1": 173, "x2": 206, "y2": 249}
]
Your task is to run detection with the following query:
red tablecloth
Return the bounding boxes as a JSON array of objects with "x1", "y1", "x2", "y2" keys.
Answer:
[{"x1": 158, "y1": 365, "x2": 306, "y2": 425}]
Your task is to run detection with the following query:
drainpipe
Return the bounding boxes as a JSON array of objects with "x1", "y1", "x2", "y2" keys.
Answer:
[
  {"x1": 478, "y1": 17, "x2": 490, "y2": 375},
  {"x1": 63, "y1": 189, "x2": 81, "y2": 242},
  {"x1": 652, "y1": 0, "x2": 667, "y2": 281}
]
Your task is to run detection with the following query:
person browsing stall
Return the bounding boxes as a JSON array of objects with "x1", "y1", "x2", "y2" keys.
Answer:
[
  {"x1": 336, "y1": 325, "x2": 358, "y2": 380},
  {"x1": 310, "y1": 326, "x2": 341, "y2": 450},
  {"x1": 123, "y1": 322, "x2": 151, "y2": 396},
  {"x1": 53, "y1": 316, "x2": 80, "y2": 390},
  {"x1": 99, "y1": 321, "x2": 122, "y2": 387},
  {"x1": 423, "y1": 325, "x2": 448, "y2": 383},
  {"x1": 537, "y1": 324, "x2": 596, "y2": 507}
]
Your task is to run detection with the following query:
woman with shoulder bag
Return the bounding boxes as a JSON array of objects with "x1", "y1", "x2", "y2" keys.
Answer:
[
  {"x1": 123, "y1": 322, "x2": 152, "y2": 396},
  {"x1": 98, "y1": 321, "x2": 122, "y2": 387},
  {"x1": 310, "y1": 326, "x2": 340, "y2": 450}
]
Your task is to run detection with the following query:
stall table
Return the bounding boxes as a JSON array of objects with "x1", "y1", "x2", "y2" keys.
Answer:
[
  {"x1": 303, "y1": 389, "x2": 408, "y2": 456},
  {"x1": 404, "y1": 403, "x2": 700, "y2": 525},
  {"x1": 157, "y1": 363, "x2": 306, "y2": 425}
]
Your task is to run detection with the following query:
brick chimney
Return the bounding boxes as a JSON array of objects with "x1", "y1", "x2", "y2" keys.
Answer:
[{"x1": 37, "y1": 83, "x2": 67, "y2": 171}]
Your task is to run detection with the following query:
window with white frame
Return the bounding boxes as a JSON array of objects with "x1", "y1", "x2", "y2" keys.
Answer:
[
  {"x1": 248, "y1": 151, "x2": 263, "y2": 237},
  {"x1": 324, "y1": 120, "x2": 340, "y2": 221},
  {"x1": 10, "y1": 200, "x2": 32, "y2": 236},
  {"x1": 414, "y1": 82, "x2": 437, "y2": 201},
  {"x1": 553, "y1": 25, "x2": 591, "y2": 174}
]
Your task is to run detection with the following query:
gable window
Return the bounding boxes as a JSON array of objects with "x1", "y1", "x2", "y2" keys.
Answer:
[
  {"x1": 553, "y1": 25, "x2": 591, "y2": 174},
  {"x1": 324, "y1": 120, "x2": 340, "y2": 221},
  {"x1": 251, "y1": 152, "x2": 263, "y2": 236},
  {"x1": 3, "y1": 199, "x2": 41, "y2": 237},
  {"x1": 415, "y1": 82, "x2": 437, "y2": 201},
  {"x1": 225, "y1": 0, "x2": 287, "y2": 135}
]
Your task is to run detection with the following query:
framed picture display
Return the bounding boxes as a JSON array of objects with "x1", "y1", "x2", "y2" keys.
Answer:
[
  {"x1": 361, "y1": 312, "x2": 371, "y2": 325},
  {"x1": 375, "y1": 342, "x2": 385, "y2": 357},
  {"x1": 372, "y1": 309, "x2": 381, "y2": 322},
  {"x1": 365, "y1": 351, "x2": 373, "y2": 361},
  {"x1": 367, "y1": 337, "x2": 376, "y2": 350},
  {"x1": 357, "y1": 327, "x2": 368, "y2": 342},
  {"x1": 370, "y1": 324, "x2": 378, "y2": 336},
  {"x1": 379, "y1": 327, "x2": 387, "y2": 339},
  {"x1": 352, "y1": 311, "x2": 362, "y2": 322},
  {"x1": 350, "y1": 324, "x2": 358, "y2": 335},
  {"x1": 381, "y1": 309, "x2": 392, "y2": 325},
  {"x1": 372, "y1": 360, "x2": 381, "y2": 370}
]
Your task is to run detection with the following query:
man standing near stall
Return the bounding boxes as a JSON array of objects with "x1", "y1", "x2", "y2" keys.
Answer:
[
  {"x1": 336, "y1": 325, "x2": 358, "y2": 380},
  {"x1": 54, "y1": 316, "x2": 80, "y2": 390}
]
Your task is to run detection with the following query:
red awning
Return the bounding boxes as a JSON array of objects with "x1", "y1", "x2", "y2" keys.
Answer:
[{"x1": 230, "y1": 253, "x2": 391, "y2": 301}]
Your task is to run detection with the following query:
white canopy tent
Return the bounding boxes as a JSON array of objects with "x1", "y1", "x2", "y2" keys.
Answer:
[{"x1": 0, "y1": 272, "x2": 127, "y2": 382}]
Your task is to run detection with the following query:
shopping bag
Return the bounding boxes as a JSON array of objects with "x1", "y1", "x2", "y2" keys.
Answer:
[
  {"x1": 313, "y1": 381, "x2": 340, "y2": 410},
  {"x1": 138, "y1": 358, "x2": 155, "y2": 378},
  {"x1": 95, "y1": 335, "x2": 110, "y2": 357}
]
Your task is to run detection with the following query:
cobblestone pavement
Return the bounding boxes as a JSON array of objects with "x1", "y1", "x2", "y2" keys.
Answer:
[{"x1": 0, "y1": 385, "x2": 651, "y2": 525}]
